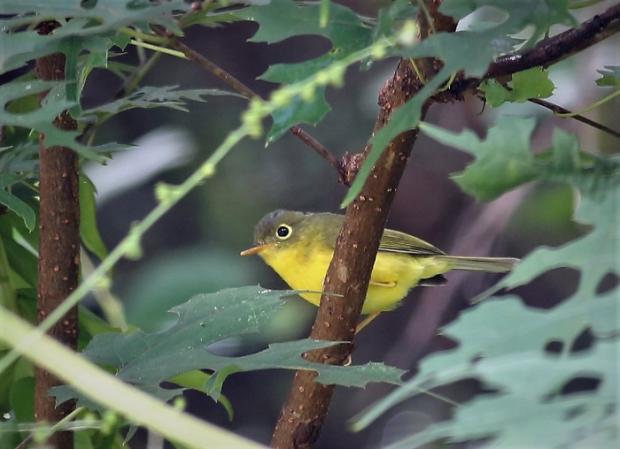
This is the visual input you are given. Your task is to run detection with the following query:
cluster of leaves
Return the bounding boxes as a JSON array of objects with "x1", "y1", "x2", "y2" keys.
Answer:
[
  {"x1": 0, "y1": 1, "x2": 416, "y2": 446},
  {"x1": 52, "y1": 286, "x2": 404, "y2": 413},
  {"x1": 1, "y1": 0, "x2": 618, "y2": 448},
  {"x1": 353, "y1": 118, "x2": 620, "y2": 447}
]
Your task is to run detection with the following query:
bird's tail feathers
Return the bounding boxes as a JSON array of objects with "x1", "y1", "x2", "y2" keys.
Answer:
[{"x1": 436, "y1": 256, "x2": 518, "y2": 273}]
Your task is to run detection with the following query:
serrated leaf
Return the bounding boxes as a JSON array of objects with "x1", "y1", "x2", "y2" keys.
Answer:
[
  {"x1": 354, "y1": 296, "x2": 619, "y2": 449},
  {"x1": 236, "y1": 0, "x2": 371, "y2": 141},
  {"x1": 353, "y1": 127, "x2": 620, "y2": 448},
  {"x1": 490, "y1": 183, "x2": 620, "y2": 299},
  {"x1": 53, "y1": 286, "x2": 403, "y2": 410},
  {"x1": 481, "y1": 67, "x2": 555, "y2": 106},
  {"x1": 595, "y1": 65, "x2": 620, "y2": 87},
  {"x1": 81, "y1": 86, "x2": 241, "y2": 119},
  {"x1": 0, "y1": 80, "x2": 120, "y2": 161},
  {"x1": 420, "y1": 116, "x2": 539, "y2": 200},
  {"x1": 420, "y1": 118, "x2": 620, "y2": 202},
  {"x1": 0, "y1": 0, "x2": 189, "y2": 74}
]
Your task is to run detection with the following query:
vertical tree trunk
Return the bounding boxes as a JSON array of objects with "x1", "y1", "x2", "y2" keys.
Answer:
[{"x1": 34, "y1": 21, "x2": 80, "y2": 449}]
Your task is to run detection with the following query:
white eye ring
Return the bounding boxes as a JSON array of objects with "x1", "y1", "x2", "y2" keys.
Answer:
[{"x1": 275, "y1": 224, "x2": 292, "y2": 240}]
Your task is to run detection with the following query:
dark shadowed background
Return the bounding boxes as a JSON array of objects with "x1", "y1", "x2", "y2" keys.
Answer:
[{"x1": 79, "y1": 1, "x2": 619, "y2": 447}]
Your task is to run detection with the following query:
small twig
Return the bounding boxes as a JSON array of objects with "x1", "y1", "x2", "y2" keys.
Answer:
[
  {"x1": 169, "y1": 38, "x2": 256, "y2": 99},
  {"x1": 554, "y1": 89, "x2": 620, "y2": 117},
  {"x1": 164, "y1": 36, "x2": 345, "y2": 181},
  {"x1": 290, "y1": 126, "x2": 348, "y2": 183},
  {"x1": 486, "y1": 4, "x2": 620, "y2": 78},
  {"x1": 528, "y1": 98, "x2": 620, "y2": 139}
]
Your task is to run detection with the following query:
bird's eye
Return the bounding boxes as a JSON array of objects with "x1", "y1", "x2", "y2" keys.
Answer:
[{"x1": 276, "y1": 224, "x2": 291, "y2": 240}]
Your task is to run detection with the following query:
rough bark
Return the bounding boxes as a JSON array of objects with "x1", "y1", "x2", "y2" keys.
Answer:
[
  {"x1": 270, "y1": 3, "x2": 456, "y2": 447},
  {"x1": 34, "y1": 21, "x2": 79, "y2": 449}
]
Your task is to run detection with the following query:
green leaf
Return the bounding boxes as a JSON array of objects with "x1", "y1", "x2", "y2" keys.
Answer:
[
  {"x1": 181, "y1": 10, "x2": 241, "y2": 28},
  {"x1": 420, "y1": 116, "x2": 539, "y2": 200},
  {"x1": 0, "y1": 176, "x2": 35, "y2": 231},
  {"x1": 54, "y1": 286, "x2": 403, "y2": 409},
  {"x1": 0, "y1": 227, "x2": 37, "y2": 289},
  {"x1": 489, "y1": 183, "x2": 620, "y2": 299},
  {"x1": 267, "y1": 94, "x2": 331, "y2": 143},
  {"x1": 481, "y1": 67, "x2": 555, "y2": 106},
  {"x1": 595, "y1": 65, "x2": 620, "y2": 87},
  {"x1": 0, "y1": 80, "x2": 119, "y2": 161},
  {"x1": 439, "y1": 0, "x2": 575, "y2": 44},
  {"x1": 353, "y1": 130, "x2": 620, "y2": 448},
  {"x1": 0, "y1": 1, "x2": 188, "y2": 74},
  {"x1": 79, "y1": 175, "x2": 108, "y2": 261},
  {"x1": 169, "y1": 370, "x2": 234, "y2": 421},
  {"x1": 81, "y1": 86, "x2": 242, "y2": 119},
  {"x1": 123, "y1": 246, "x2": 255, "y2": 331},
  {"x1": 511, "y1": 67, "x2": 555, "y2": 100},
  {"x1": 480, "y1": 78, "x2": 508, "y2": 107},
  {"x1": 371, "y1": 0, "x2": 417, "y2": 43},
  {"x1": 420, "y1": 118, "x2": 620, "y2": 201},
  {"x1": 235, "y1": 0, "x2": 372, "y2": 141},
  {"x1": 9, "y1": 377, "x2": 34, "y2": 422}
]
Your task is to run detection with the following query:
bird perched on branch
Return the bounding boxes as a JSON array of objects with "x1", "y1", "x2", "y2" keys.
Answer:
[{"x1": 241, "y1": 210, "x2": 518, "y2": 331}]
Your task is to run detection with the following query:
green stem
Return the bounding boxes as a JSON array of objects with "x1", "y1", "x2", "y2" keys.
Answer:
[
  {"x1": 555, "y1": 89, "x2": 620, "y2": 117},
  {"x1": 0, "y1": 309, "x2": 265, "y2": 449},
  {"x1": 0, "y1": 127, "x2": 249, "y2": 375},
  {"x1": 123, "y1": 51, "x2": 164, "y2": 95},
  {"x1": 128, "y1": 40, "x2": 187, "y2": 59},
  {"x1": 119, "y1": 27, "x2": 169, "y2": 44}
]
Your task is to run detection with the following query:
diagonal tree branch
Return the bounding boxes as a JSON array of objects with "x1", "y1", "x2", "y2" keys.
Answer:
[
  {"x1": 449, "y1": 2, "x2": 620, "y2": 95},
  {"x1": 528, "y1": 98, "x2": 620, "y2": 139},
  {"x1": 270, "y1": 3, "x2": 456, "y2": 447},
  {"x1": 486, "y1": 2, "x2": 620, "y2": 78}
]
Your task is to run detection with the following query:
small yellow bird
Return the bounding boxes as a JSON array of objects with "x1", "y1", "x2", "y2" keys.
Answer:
[{"x1": 241, "y1": 210, "x2": 518, "y2": 317}]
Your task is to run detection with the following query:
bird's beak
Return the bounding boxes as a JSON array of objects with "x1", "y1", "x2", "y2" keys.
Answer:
[{"x1": 240, "y1": 243, "x2": 274, "y2": 256}]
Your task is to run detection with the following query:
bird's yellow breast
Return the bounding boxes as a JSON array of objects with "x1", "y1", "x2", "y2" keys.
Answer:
[{"x1": 258, "y1": 241, "x2": 450, "y2": 314}]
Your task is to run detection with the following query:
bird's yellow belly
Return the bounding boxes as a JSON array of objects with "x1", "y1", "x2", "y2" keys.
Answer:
[{"x1": 259, "y1": 245, "x2": 450, "y2": 314}]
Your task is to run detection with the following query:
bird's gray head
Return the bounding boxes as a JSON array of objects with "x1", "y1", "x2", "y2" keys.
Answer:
[{"x1": 252, "y1": 209, "x2": 311, "y2": 246}]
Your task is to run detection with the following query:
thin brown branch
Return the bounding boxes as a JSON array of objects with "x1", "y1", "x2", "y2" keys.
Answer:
[
  {"x1": 34, "y1": 21, "x2": 79, "y2": 449},
  {"x1": 290, "y1": 126, "x2": 347, "y2": 182},
  {"x1": 270, "y1": 4, "x2": 456, "y2": 447},
  {"x1": 164, "y1": 36, "x2": 348, "y2": 183},
  {"x1": 486, "y1": 3, "x2": 620, "y2": 78},
  {"x1": 450, "y1": 3, "x2": 620, "y2": 94},
  {"x1": 528, "y1": 98, "x2": 620, "y2": 139}
]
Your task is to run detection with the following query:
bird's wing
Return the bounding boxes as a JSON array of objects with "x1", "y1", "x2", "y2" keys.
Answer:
[{"x1": 379, "y1": 228, "x2": 445, "y2": 256}]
